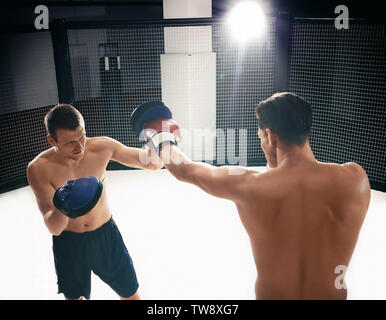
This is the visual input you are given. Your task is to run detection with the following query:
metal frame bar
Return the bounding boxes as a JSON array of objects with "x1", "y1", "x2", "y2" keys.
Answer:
[{"x1": 50, "y1": 19, "x2": 75, "y2": 104}]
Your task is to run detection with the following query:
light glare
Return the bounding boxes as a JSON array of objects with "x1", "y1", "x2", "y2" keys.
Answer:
[{"x1": 227, "y1": 1, "x2": 266, "y2": 43}]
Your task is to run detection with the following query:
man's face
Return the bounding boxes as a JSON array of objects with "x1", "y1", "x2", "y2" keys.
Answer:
[
  {"x1": 258, "y1": 127, "x2": 277, "y2": 168},
  {"x1": 51, "y1": 126, "x2": 86, "y2": 160}
]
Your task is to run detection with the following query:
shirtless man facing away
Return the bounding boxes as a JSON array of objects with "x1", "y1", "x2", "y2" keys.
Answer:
[
  {"x1": 133, "y1": 93, "x2": 371, "y2": 299},
  {"x1": 27, "y1": 104, "x2": 162, "y2": 300}
]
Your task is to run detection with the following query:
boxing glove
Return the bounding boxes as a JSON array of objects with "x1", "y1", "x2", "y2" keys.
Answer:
[
  {"x1": 53, "y1": 176, "x2": 103, "y2": 218},
  {"x1": 130, "y1": 101, "x2": 180, "y2": 155}
]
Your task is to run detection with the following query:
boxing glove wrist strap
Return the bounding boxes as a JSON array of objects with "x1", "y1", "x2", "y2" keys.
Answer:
[{"x1": 149, "y1": 131, "x2": 177, "y2": 154}]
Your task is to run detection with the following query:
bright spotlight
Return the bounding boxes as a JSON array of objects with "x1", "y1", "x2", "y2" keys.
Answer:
[{"x1": 227, "y1": 1, "x2": 266, "y2": 43}]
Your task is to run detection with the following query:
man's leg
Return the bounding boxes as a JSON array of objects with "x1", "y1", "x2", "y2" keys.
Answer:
[
  {"x1": 53, "y1": 233, "x2": 92, "y2": 301},
  {"x1": 120, "y1": 290, "x2": 140, "y2": 300},
  {"x1": 65, "y1": 296, "x2": 84, "y2": 300},
  {"x1": 92, "y1": 218, "x2": 140, "y2": 300}
]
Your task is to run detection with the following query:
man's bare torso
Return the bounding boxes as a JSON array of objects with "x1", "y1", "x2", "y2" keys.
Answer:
[
  {"x1": 34, "y1": 138, "x2": 112, "y2": 233},
  {"x1": 236, "y1": 161, "x2": 370, "y2": 299}
]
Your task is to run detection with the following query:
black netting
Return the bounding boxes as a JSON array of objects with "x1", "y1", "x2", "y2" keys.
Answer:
[
  {"x1": 289, "y1": 22, "x2": 386, "y2": 186},
  {"x1": 1, "y1": 20, "x2": 385, "y2": 192}
]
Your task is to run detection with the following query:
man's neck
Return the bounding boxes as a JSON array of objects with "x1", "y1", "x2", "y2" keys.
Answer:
[
  {"x1": 276, "y1": 143, "x2": 317, "y2": 168},
  {"x1": 53, "y1": 149, "x2": 83, "y2": 168}
]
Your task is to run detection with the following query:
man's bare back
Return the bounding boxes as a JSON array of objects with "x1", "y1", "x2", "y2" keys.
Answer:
[
  {"x1": 133, "y1": 93, "x2": 371, "y2": 299},
  {"x1": 234, "y1": 161, "x2": 370, "y2": 299},
  {"x1": 159, "y1": 142, "x2": 370, "y2": 299}
]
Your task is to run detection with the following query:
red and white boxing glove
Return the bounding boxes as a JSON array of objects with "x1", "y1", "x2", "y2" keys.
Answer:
[{"x1": 143, "y1": 118, "x2": 181, "y2": 155}]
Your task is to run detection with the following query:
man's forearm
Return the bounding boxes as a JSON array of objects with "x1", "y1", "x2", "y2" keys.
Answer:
[
  {"x1": 160, "y1": 144, "x2": 203, "y2": 184},
  {"x1": 44, "y1": 209, "x2": 69, "y2": 236}
]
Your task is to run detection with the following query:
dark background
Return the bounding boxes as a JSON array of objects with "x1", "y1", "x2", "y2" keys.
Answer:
[
  {"x1": 0, "y1": 0, "x2": 385, "y2": 193},
  {"x1": 0, "y1": 0, "x2": 384, "y2": 29}
]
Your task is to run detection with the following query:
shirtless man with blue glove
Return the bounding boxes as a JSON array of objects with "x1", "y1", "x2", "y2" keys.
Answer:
[{"x1": 27, "y1": 104, "x2": 162, "y2": 300}]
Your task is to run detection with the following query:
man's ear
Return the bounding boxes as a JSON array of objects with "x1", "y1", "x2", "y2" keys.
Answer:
[
  {"x1": 47, "y1": 135, "x2": 57, "y2": 147},
  {"x1": 266, "y1": 129, "x2": 276, "y2": 147}
]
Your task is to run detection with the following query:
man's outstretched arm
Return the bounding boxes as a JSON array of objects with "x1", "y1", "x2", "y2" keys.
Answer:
[
  {"x1": 160, "y1": 144, "x2": 259, "y2": 202},
  {"x1": 98, "y1": 136, "x2": 163, "y2": 170},
  {"x1": 129, "y1": 99, "x2": 259, "y2": 201}
]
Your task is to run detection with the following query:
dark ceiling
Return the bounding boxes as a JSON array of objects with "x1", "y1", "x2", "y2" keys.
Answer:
[{"x1": 0, "y1": 0, "x2": 383, "y2": 29}]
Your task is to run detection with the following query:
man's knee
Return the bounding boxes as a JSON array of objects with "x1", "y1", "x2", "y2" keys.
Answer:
[
  {"x1": 65, "y1": 295, "x2": 84, "y2": 300},
  {"x1": 120, "y1": 290, "x2": 140, "y2": 300}
]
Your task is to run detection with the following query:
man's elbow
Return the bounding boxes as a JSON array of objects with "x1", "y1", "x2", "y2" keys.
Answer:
[
  {"x1": 44, "y1": 213, "x2": 66, "y2": 236},
  {"x1": 46, "y1": 223, "x2": 63, "y2": 236},
  {"x1": 50, "y1": 229, "x2": 63, "y2": 237}
]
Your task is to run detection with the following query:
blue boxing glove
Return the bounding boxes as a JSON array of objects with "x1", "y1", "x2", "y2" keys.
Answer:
[{"x1": 53, "y1": 176, "x2": 103, "y2": 219}]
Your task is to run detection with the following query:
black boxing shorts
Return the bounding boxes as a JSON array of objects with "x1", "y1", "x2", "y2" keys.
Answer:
[{"x1": 52, "y1": 217, "x2": 138, "y2": 299}]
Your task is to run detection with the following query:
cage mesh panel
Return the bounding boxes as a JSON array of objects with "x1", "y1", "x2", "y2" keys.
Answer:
[
  {"x1": 213, "y1": 19, "x2": 276, "y2": 164},
  {"x1": 289, "y1": 22, "x2": 386, "y2": 185},
  {"x1": 68, "y1": 27, "x2": 164, "y2": 148},
  {"x1": 68, "y1": 21, "x2": 276, "y2": 165},
  {"x1": 0, "y1": 32, "x2": 58, "y2": 114},
  {"x1": 2, "y1": 21, "x2": 385, "y2": 191},
  {"x1": 0, "y1": 106, "x2": 52, "y2": 188},
  {"x1": 0, "y1": 31, "x2": 57, "y2": 189}
]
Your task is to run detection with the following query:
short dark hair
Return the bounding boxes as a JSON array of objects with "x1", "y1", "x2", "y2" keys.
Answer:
[
  {"x1": 44, "y1": 104, "x2": 84, "y2": 141},
  {"x1": 256, "y1": 92, "x2": 312, "y2": 146}
]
